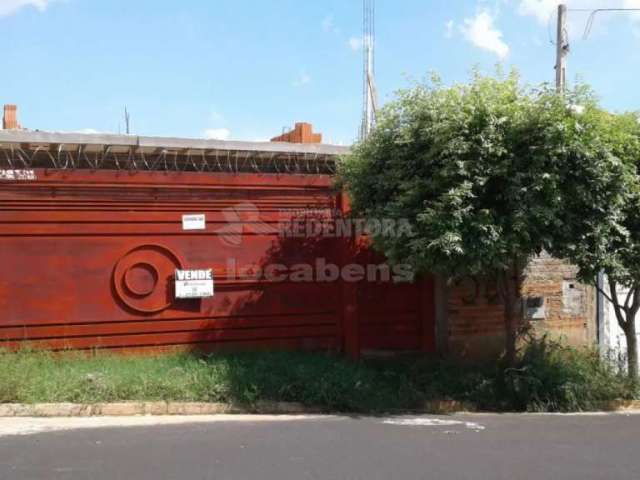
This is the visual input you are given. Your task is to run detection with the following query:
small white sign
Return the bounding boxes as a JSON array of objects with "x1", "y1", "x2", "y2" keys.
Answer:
[
  {"x1": 175, "y1": 269, "x2": 214, "y2": 299},
  {"x1": 0, "y1": 169, "x2": 36, "y2": 181},
  {"x1": 182, "y1": 214, "x2": 206, "y2": 231}
]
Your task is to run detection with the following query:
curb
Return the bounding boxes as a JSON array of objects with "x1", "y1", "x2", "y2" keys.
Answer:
[
  {"x1": 0, "y1": 401, "x2": 320, "y2": 418},
  {"x1": 422, "y1": 400, "x2": 476, "y2": 414},
  {"x1": 0, "y1": 400, "x2": 638, "y2": 417},
  {"x1": 594, "y1": 400, "x2": 640, "y2": 412},
  {"x1": 0, "y1": 401, "x2": 469, "y2": 418}
]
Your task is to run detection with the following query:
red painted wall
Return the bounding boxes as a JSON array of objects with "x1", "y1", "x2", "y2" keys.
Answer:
[{"x1": 0, "y1": 169, "x2": 434, "y2": 355}]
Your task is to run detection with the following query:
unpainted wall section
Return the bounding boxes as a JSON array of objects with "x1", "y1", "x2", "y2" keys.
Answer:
[
  {"x1": 523, "y1": 253, "x2": 596, "y2": 346},
  {"x1": 446, "y1": 253, "x2": 596, "y2": 360}
]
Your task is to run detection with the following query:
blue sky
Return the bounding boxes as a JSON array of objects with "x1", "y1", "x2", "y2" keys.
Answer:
[{"x1": 2, "y1": 0, "x2": 640, "y2": 145}]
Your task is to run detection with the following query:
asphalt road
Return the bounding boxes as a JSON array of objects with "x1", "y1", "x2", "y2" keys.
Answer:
[{"x1": 1, "y1": 413, "x2": 640, "y2": 480}]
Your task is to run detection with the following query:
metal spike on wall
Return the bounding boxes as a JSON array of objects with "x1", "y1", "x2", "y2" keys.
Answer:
[
  {"x1": 0, "y1": 145, "x2": 337, "y2": 175},
  {"x1": 359, "y1": 0, "x2": 377, "y2": 141}
]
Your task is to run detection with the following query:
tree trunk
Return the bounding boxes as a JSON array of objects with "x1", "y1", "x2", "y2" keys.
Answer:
[
  {"x1": 499, "y1": 262, "x2": 525, "y2": 367},
  {"x1": 607, "y1": 280, "x2": 639, "y2": 381},
  {"x1": 624, "y1": 318, "x2": 638, "y2": 381},
  {"x1": 504, "y1": 301, "x2": 518, "y2": 367}
]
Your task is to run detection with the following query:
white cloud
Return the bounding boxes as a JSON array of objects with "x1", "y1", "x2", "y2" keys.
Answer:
[
  {"x1": 348, "y1": 36, "x2": 362, "y2": 51},
  {"x1": 208, "y1": 110, "x2": 224, "y2": 124},
  {"x1": 517, "y1": 1, "x2": 640, "y2": 25},
  {"x1": 322, "y1": 15, "x2": 333, "y2": 31},
  {"x1": 348, "y1": 34, "x2": 374, "y2": 52},
  {"x1": 517, "y1": 0, "x2": 561, "y2": 24},
  {"x1": 627, "y1": 0, "x2": 640, "y2": 36},
  {"x1": 322, "y1": 14, "x2": 341, "y2": 34},
  {"x1": 54, "y1": 128, "x2": 112, "y2": 135},
  {"x1": 292, "y1": 71, "x2": 311, "y2": 87},
  {"x1": 461, "y1": 11, "x2": 510, "y2": 58},
  {"x1": 0, "y1": 0, "x2": 54, "y2": 17},
  {"x1": 623, "y1": 0, "x2": 640, "y2": 22},
  {"x1": 75, "y1": 128, "x2": 102, "y2": 134},
  {"x1": 515, "y1": 0, "x2": 640, "y2": 40},
  {"x1": 445, "y1": 19, "x2": 455, "y2": 38},
  {"x1": 203, "y1": 128, "x2": 231, "y2": 141},
  {"x1": 203, "y1": 108, "x2": 230, "y2": 140}
]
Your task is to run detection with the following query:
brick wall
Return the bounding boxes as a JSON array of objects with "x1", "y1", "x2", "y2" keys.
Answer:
[
  {"x1": 445, "y1": 253, "x2": 596, "y2": 360},
  {"x1": 271, "y1": 123, "x2": 322, "y2": 144},
  {"x1": 2, "y1": 105, "x2": 20, "y2": 130},
  {"x1": 523, "y1": 253, "x2": 596, "y2": 346},
  {"x1": 446, "y1": 276, "x2": 505, "y2": 360}
]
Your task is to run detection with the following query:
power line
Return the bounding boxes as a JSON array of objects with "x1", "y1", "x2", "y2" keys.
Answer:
[
  {"x1": 579, "y1": 8, "x2": 640, "y2": 39},
  {"x1": 552, "y1": 4, "x2": 640, "y2": 91}
]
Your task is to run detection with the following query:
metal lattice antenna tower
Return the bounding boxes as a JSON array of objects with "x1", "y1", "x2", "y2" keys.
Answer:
[
  {"x1": 359, "y1": 0, "x2": 377, "y2": 140},
  {"x1": 124, "y1": 106, "x2": 131, "y2": 135}
]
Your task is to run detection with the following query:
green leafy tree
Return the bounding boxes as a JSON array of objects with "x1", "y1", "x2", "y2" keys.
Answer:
[
  {"x1": 339, "y1": 72, "x2": 622, "y2": 366},
  {"x1": 552, "y1": 111, "x2": 640, "y2": 379}
]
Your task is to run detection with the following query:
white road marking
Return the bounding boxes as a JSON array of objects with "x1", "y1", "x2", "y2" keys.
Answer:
[
  {"x1": 0, "y1": 415, "x2": 333, "y2": 438},
  {"x1": 2, "y1": 411, "x2": 639, "y2": 439},
  {"x1": 382, "y1": 418, "x2": 486, "y2": 431}
]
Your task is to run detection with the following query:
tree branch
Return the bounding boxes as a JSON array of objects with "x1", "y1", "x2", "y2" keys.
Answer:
[
  {"x1": 631, "y1": 286, "x2": 640, "y2": 319},
  {"x1": 625, "y1": 286, "x2": 635, "y2": 310},
  {"x1": 594, "y1": 280, "x2": 614, "y2": 304},
  {"x1": 608, "y1": 278, "x2": 629, "y2": 331}
]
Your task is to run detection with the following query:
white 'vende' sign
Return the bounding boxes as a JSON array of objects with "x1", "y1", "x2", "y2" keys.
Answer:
[
  {"x1": 175, "y1": 269, "x2": 214, "y2": 299},
  {"x1": 182, "y1": 214, "x2": 206, "y2": 231}
]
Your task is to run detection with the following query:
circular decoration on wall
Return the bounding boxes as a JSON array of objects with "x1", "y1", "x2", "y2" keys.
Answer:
[{"x1": 113, "y1": 244, "x2": 184, "y2": 314}]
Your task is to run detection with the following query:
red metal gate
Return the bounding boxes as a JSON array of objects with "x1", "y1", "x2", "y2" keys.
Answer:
[{"x1": 0, "y1": 169, "x2": 434, "y2": 355}]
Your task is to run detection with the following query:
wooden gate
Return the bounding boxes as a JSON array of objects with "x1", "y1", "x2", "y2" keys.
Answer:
[{"x1": 0, "y1": 169, "x2": 434, "y2": 355}]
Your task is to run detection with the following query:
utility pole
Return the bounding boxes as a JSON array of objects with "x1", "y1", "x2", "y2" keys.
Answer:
[{"x1": 555, "y1": 4, "x2": 568, "y2": 92}]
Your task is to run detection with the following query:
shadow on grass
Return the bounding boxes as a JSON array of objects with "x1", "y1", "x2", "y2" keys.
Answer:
[
  {"x1": 0, "y1": 348, "x2": 476, "y2": 412},
  {"x1": 0, "y1": 339, "x2": 636, "y2": 413}
]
